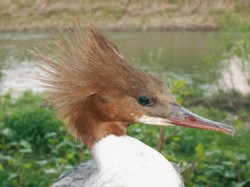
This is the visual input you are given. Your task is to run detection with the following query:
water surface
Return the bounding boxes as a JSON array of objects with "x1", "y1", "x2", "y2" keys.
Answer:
[{"x1": 0, "y1": 30, "x2": 248, "y2": 96}]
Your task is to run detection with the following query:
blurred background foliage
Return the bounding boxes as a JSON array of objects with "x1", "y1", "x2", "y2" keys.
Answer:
[
  {"x1": 1, "y1": 83, "x2": 250, "y2": 186},
  {"x1": 1, "y1": 0, "x2": 250, "y2": 187}
]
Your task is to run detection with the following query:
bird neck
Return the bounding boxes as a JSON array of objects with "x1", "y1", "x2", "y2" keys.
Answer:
[
  {"x1": 68, "y1": 94, "x2": 129, "y2": 150},
  {"x1": 75, "y1": 120, "x2": 127, "y2": 150}
]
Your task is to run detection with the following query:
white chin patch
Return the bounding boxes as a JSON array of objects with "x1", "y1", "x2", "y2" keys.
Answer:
[{"x1": 137, "y1": 116, "x2": 173, "y2": 126}]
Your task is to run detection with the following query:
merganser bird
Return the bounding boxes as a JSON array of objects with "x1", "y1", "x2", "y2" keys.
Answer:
[{"x1": 32, "y1": 23, "x2": 236, "y2": 187}]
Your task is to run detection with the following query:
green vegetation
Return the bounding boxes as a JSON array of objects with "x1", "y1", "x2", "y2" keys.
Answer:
[
  {"x1": 0, "y1": 91, "x2": 90, "y2": 187},
  {"x1": 0, "y1": 87, "x2": 250, "y2": 186}
]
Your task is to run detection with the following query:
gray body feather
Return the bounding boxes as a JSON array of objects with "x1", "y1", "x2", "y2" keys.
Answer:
[{"x1": 53, "y1": 159, "x2": 96, "y2": 187}]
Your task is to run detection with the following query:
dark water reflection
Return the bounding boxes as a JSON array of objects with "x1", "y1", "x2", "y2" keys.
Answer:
[
  {"x1": 0, "y1": 31, "x2": 223, "y2": 94},
  {"x1": 108, "y1": 31, "x2": 221, "y2": 84}
]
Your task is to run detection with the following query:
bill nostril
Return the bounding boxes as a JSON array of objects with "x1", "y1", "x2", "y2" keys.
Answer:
[{"x1": 186, "y1": 116, "x2": 198, "y2": 122}]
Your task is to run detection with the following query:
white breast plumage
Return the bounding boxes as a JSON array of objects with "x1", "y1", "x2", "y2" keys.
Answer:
[{"x1": 84, "y1": 135, "x2": 183, "y2": 187}]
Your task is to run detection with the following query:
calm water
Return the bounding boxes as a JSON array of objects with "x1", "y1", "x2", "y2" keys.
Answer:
[{"x1": 0, "y1": 31, "x2": 248, "y2": 96}]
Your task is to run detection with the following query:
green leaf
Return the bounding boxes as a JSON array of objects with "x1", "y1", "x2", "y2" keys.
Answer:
[
  {"x1": 20, "y1": 140, "x2": 32, "y2": 149},
  {"x1": 35, "y1": 160, "x2": 48, "y2": 166},
  {"x1": 225, "y1": 170, "x2": 236, "y2": 178},
  {"x1": 221, "y1": 161, "x2": 235, "y2": 166},
  {"x1": 224, "y1": 150, "x2": 233, "y2": 157},
  {"x1": 19, "y1": 148, "x2": 32, "y2": 153},
  {"x1": 195, "y1": 143, "x2": 204, "y2": 156},
  {"x1": 234, "y1": 117, "x2": 244, "y2": 130},
  {"x1": 22, "y1": 163, "x2": 32, "y2": 169},
  {"x1": 66, "y1": 152, "x2": 75, "y2": 160},
  {"x1": 45, "y1": 132, "x2": 57, "y2": 138},
  {"x1": 44, "y1": 169, "x2": 57, "y2": 174},
  {"x1": 176, "y1": 97, "x2": 184, "y2": 104},
  {"x1": 0, "y1": 163, "x2": 4, "y2": 171},
  {"x1": 236, "y1": 154, "x2": 248, "y2": 161},
  {"x1": 8, "y1": 173, "x2": 18, "y2": 180},
  {"x1": 1, "y1": 128, "x2": 12, "y2": 136}
]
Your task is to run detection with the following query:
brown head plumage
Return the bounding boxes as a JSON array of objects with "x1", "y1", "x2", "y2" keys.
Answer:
[
  {"x1": 32, "y1": 22, "x2": 235, "y2": 149},
  {"x1": 31, "y1": 23, "x2": 174, "y2": 149}
]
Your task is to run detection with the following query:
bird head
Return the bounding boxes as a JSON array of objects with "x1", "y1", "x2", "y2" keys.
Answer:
[{"x1": 32, "y1": 23, "x2": 235, "y2": 149}]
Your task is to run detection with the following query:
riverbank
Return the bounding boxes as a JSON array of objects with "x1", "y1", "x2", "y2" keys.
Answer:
[{"x1": 1, "y1": 0, "x2": 250, "y2": 32}]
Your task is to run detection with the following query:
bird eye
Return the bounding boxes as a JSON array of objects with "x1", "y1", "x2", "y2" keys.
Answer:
[{"x1": 138, "y1": 96, "x2": 150, "y2": 106}]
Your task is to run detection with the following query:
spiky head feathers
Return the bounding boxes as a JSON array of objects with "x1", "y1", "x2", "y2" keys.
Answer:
[{"x1": 32, "y1": 23, "x2": 176, "y2": 148}]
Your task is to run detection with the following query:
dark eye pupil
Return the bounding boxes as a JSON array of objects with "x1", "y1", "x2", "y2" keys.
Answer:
[{"x1": 139, "y1": 96, "x2": 150, "y2": 106}]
